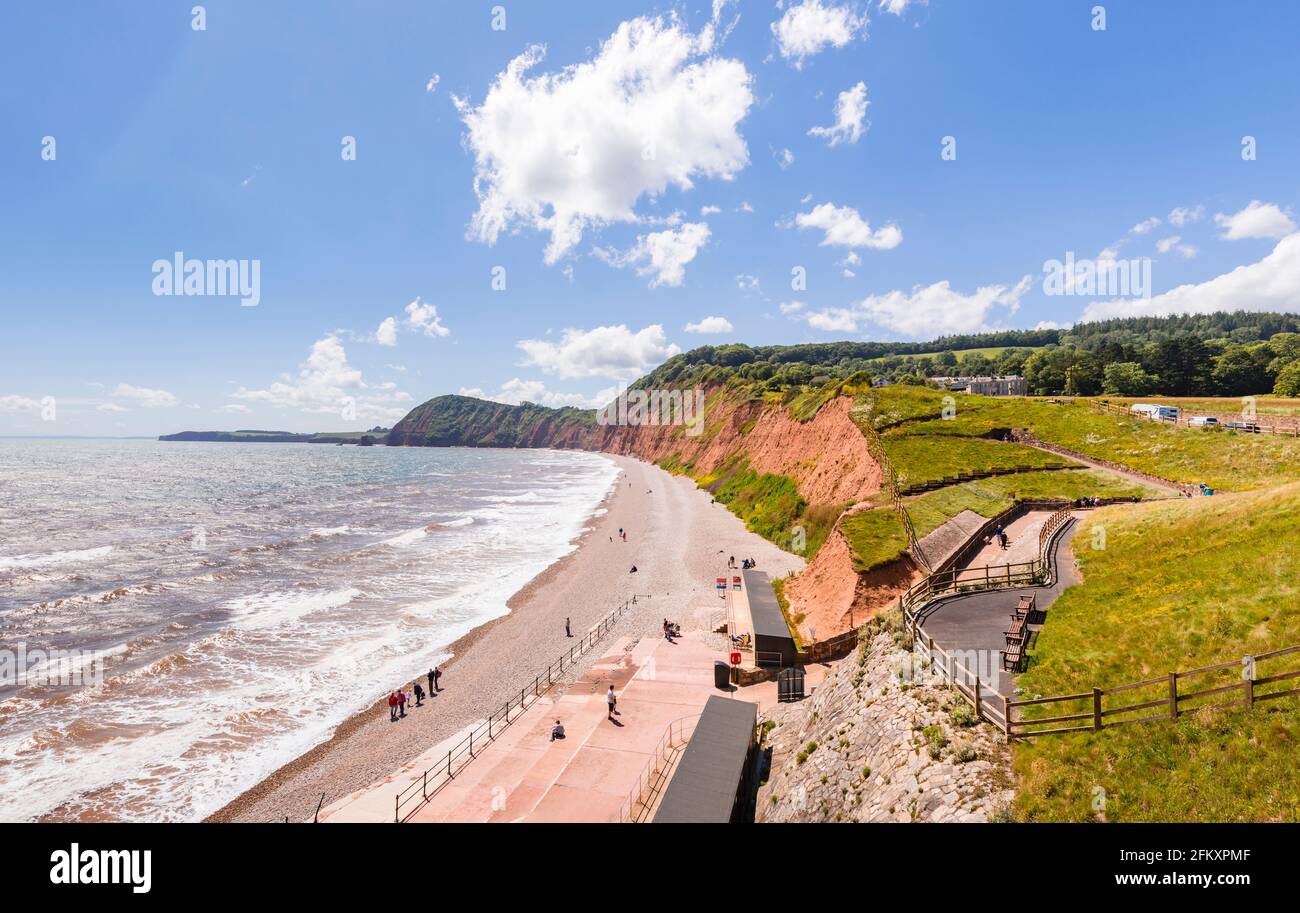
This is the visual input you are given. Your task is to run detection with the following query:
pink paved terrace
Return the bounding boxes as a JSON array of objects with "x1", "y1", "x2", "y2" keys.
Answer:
[{"x1": 318, "y1": 631, "x2": 736, "y2": 823}]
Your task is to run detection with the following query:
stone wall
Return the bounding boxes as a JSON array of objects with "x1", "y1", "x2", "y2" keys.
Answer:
[{"x1": 755, "y1": 626, "x2": 1014, "y2": 823}]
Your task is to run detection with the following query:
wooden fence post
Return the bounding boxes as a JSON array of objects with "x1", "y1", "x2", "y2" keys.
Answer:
[
  {"x1": 973, "y1": 675, "x2": 983, "y2": 721},
  {"x1": 1168, "y1": 672, "x2": 1178, "y2": 720},
  {"x1": 1244, "y1": 676, "x2": 1254, "y2": 712},
  {"x1": 1002, "y1": 695, "x2": 1011, "y2": 738},
  {"x1": 1092, "y1": 688, "x2": 1102, "y2": 731}
]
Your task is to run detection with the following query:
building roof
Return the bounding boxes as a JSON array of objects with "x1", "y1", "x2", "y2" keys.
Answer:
[
  {"x1": 652, "y1": 695, "x2": 757, "y2": 824},
  {"x1": 741, "y1": 568, "x2": 792, "y2": 641}
]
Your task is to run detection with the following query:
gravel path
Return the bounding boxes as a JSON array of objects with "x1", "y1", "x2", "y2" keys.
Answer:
[{"x1": 208, "y1": 453, "x2": 803, "y2": 822}]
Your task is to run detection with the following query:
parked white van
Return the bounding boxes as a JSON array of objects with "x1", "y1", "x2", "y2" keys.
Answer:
[
  {"x1": 1188, "y1": 415, "x2": 1218, "y2": 427},
  {"x1": 1129, "y1": 403, "x2": 1160, "y2": 417}
]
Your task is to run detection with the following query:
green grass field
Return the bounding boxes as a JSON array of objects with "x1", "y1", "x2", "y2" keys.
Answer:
[
  {"x1": 882, "y1": 434, "x2": 1073, "y2": 490},
  {"x1": 840, "y1": 468, "x2": 1163, "y2": 572},
  {"x1": 1013, "y1": 484, "x2": 1300, "y2": 822},
  {"x1": 861, "y1": 386, "x2": 1300, "y2": 491}
]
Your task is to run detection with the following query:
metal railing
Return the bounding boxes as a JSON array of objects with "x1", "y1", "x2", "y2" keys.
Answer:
[
  {"x1": 617, "y1": 714, "x2": 700, "y2": 823},
  {"x1": 392, "y1": 598, "x2": 634, "y2": 822}
]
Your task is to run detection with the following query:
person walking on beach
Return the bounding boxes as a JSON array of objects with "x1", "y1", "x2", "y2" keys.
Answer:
[
  {"x1": 413, "y1": 682, "x2": 425, "y2": 707},
  {"x1": 433, "y1": 666, "x2": 443, "y2": 692},
  {"x1": 397, "y1": 688, "x2": 408, "y2": 718},
  {"x1": 607, "y1": 685, "x2": 618, "y2": 721},
  {"x1": 388, "y1": 691, "x2": 399, "y2": 722},
  {"x1": 565, "y1": 617, "x2": 572, "y2": 637}
]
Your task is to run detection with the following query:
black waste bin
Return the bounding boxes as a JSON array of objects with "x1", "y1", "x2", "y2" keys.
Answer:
[
  {"x1": 777, "y1": 666, "x2": 805, "y2": 702},
  {"x1": 714, "y1": 660, "x2": 732, "y2": 690}
]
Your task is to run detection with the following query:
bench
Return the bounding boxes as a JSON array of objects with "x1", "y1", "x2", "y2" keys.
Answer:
[
  {"x1": 1005, "y1": 615, "x2": 1026, "y2": 643},
  {"x1": 1002, "y1": 641, "x2": 1024, "y2": 672}
]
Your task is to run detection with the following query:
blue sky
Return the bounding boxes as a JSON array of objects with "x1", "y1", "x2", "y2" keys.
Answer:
[{"x1": 3, "y1": 0, "x2": 1300, "y2": 435}]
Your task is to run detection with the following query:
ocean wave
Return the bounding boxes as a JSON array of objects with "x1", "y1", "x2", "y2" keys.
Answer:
[
  {"x1": 378, "y1": 527, "x2": 428, "y2": 548},
  {"x1": 224, "y1": 586, "x2": 361, "y2": 632},
  {"x1": 0, "y1": 545, "x2": 113, "y2": 571}
]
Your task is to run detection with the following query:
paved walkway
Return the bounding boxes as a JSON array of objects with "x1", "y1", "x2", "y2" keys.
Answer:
[
  {"x1": 912, "y1": 518, "x2": 1082, "y2": 697},
  {"x1": 319, "y1": 631, "x2": 734, "y2": 823}
]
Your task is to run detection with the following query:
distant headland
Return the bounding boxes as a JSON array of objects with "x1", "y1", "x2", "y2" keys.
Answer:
[{"x1": 158, "y1": 427, "x2": 389, "y2": 445}]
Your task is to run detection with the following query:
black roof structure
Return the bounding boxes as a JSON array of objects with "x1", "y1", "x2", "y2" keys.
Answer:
[
  {"x1": 652, "y1": 696, "x2": 757, "y2": 824},
  {"x1": 742, "y1": 568, "x2": 798, "y2": 666},
  {"x1": 742, "y1": 568, "x2": 787, "y2": 639}
]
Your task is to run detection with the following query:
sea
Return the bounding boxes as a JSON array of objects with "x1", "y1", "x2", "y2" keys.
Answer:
[{"x1": 0, "y1": 439, "x2": 620, "y2": 822}]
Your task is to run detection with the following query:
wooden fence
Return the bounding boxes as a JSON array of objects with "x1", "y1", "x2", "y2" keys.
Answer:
[
  {"x1": 1009, "y1": 643, "x2": 1300, "y2": 738},
  {"x1": 1089, "y1": 399, "x2": 1300, "y2": 436},
  {"x1": 896, "y1": 505, "x2": 1300, "y2": 739},
  {"x1": 852, "y1": 403, "x2": 932, "y2": 572}
]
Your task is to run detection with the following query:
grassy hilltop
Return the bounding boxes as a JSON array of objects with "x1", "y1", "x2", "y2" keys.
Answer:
[{"x1": 1014, "y1": 484, "x2": 1300, "y2": 822}]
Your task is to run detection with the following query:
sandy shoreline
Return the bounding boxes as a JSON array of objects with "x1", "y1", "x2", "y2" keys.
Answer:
[{"x1": 207, "y1": 453, "x2": 804, "y2": 823}]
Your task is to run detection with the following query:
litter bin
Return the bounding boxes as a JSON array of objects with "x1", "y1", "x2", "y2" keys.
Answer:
[
  {"x1": 714, "y1": 660, "x2": 732, "y2": 690},
  {"x1": 777, "y1": 666, "x2": 805, "y2": 702}
]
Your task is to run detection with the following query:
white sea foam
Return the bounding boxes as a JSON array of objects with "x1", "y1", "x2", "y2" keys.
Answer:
[
  {"x1": 0, "y1": 440, "x2": 620, "y2": 822},
  {"x1": 0, "y1": 545, "x2": 113, "y2": 571}
]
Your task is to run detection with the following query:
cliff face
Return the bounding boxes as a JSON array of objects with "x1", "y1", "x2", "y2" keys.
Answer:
[
  {"x1": 388, "y1": 387, "x2": 906, "y2": 638},
  {"x1": 388, "y1": 390, "x2": 882, "y2": 507}
]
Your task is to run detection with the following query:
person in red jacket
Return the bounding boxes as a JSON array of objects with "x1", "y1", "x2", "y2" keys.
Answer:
[
  {"x1": 387, "y1": 691, "x2": 398, "y2": 722},
  {"x1": 397, "y1": 688, "x2": 408, "y2": 718}
]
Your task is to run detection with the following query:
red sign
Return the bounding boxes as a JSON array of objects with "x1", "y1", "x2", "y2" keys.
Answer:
[{"x1": 730, "y1": 652, "x2": 741, "y2": 666}]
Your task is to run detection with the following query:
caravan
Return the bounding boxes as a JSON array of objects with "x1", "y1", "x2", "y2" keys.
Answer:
[{"x1": 1130, "y1": 403, "x2": 1180, "y2": 422}]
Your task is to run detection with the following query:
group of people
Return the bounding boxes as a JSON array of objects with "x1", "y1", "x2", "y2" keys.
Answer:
[
  {"x1": 1074, "y1": 496, "x2": 1105, "y2": 507},
  {"x1": 726, "y1": 555, "x2": 757, "y2": 569},
  {"x1": 989, "y1": 525, "x2": 1010, "y2": 550},
  {"x1": 662, "y1": 618, "x2": 681, "y2": 642},
  {"x1": 387, "y1": 666, "x2": 443, "y2": 722}
]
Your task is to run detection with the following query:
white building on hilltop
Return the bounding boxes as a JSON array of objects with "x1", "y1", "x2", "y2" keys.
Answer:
[{"x1": 930, "y1": 375, "x2": 1028, "y2": 397}]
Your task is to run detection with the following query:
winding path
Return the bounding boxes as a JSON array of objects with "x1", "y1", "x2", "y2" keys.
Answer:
[{"x1": 911, "y1": 517, "x2": 1084, "y2": 698}]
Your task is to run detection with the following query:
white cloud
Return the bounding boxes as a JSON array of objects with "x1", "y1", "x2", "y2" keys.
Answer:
[
  {"x1": 231, "y1": 336, "x2": 411, "y2": 422},
  {"x1": 425, "y1": 73, "x2": 441, "y2": 94},
  {"x1": 96, "y1": 403, "x2": 128, "y2": 413},
  {"x1": 795, "y1": 276, "x2": 1031, "y2": 338},
  {"x1": 808, "y1": 81, "x2": 869, "y2": 146},
  {"x1": 517, "y1": 324, "x2": 680, "y2": 380},
  {"x1": 793, "y1": 201, "x2": 902, "y2": 250},
  {"x1": 779, "y1": 300, "x2": 806, "y2": 314},
  {"x1": 454, "y1": 14, "x2": 754, "y2": 264},
  {"x1": 736, "y1": 273, "x2": 761, "y2": 291},
  {"x1": 1130, "y1": 216, "x2": 1160, "y2": 235},
  {"x1": 460, "y1": 379, "x2": 619, "y2": 410},
  {"x1": 684, "y1": 316, "x2": 734, "y2": 333},
  {"x1": 0, "y1": 395, "x2": 43, "y2": 415},
  {"x1": 219, "y1": 404, "x2": 251, "y2": 414},
  {"x1": 375, "y1": 316, "x2": 398, "y2": 347},
  {"x1": 772, "y1": 0, "x2": 867, "y2": 67},
  {"x1": 1155, "y1": 235, "x2": 1197, "y2": 259},
  {"x1": 738, "y1": 201, "x2": 754, "y2": 213},
  {"x1": 595, "y1": 222, "x2": 710, "y2": 287},
  {"x1": 774, "y1": 147, "x2": 796, "y2": 169},
  {"x1": 1168, "y1": 204, "x2": 1205, "y2": 227},
  {"x1": 404, "y1": 298, "x2": 450, "y2": 337},
  {"x1": 113, "y1": 383, "x2": 178, "y2": 408},
  {"x1": 1082, "y1": 231, "x2": 1300, "y2": 322},
  {"x1": 1214, "y1": 200, "x2": 1296, "y2": 240},
  {"x1": 700, "y1": 205, "x2": 722, "y2": 216},
  {"x1": 879, "y1": 0, "x2": 922, "y2": 14}
]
